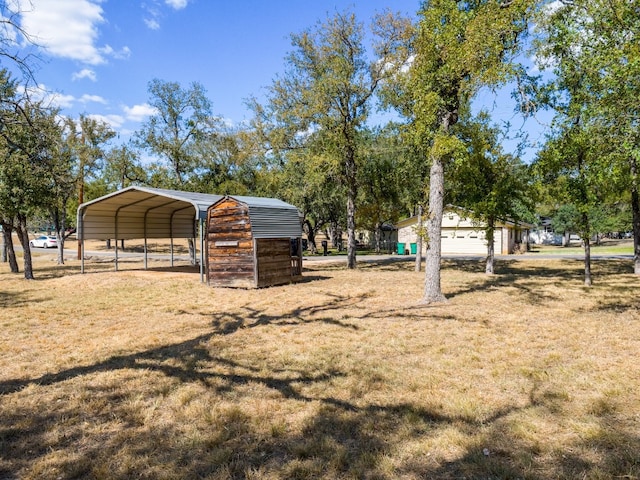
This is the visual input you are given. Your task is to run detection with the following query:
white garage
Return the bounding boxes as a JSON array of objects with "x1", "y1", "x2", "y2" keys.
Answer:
[{"x1": 396, "y1": 209, "x2": 531, "y2": 255}]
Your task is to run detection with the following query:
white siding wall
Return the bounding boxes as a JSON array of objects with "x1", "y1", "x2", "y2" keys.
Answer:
[{"x1": 396, "y1": 210, "x2": 508, "y2": 255}]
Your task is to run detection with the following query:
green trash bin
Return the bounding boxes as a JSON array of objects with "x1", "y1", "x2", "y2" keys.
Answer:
[
  {"x1": 397, "y1": 242, "x2": 405, "y2": 255},
  {"x1": 410, "y1": 243, "x2": 417, "y2": 254}
]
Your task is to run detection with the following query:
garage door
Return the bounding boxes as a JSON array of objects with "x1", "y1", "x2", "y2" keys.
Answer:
[{"x1": 440, "y1": 228, "x2": 502, "y2": 254}]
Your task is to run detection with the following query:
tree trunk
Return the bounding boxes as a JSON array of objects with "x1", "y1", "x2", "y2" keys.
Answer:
[
  {"x1": 374, "y1": 221, "x2": 382, "y2": 253},
  {"x1": 415, "y1": 204, "x2": 423, "y2": 272},
  {"x1": 583, "y1": 236, "x2": 592, "y2": 286},
  {"x1": 304, "y1": 219, "x2": 318, "y2": 254},
  {"x1": 188, "y1": 238, "x2": 196, "y2": 265},
  {"x1": 1, "y1": 228, "x2": 5, "y2": 263},
  {"x1": 345, "y1": 148, "x2": 358, "y2": 269},
  {"x1": 52, "y1": 207, "x2": 66, "y2": 265},
  {"x1": 346, "y1": 191, "x2": 357, "y2": 268},
  {"x1": 485, "y1": 219, "x2": 495, "y2": 275},
  {"x1": 630, "y1": 157, "x2": 640, "y2": 275},
  {"x1": 56, "y1": 231, "x2": 65, "y2": 265},
  {"x1": 422, "y1": 156, "x2": 447, "y2": 303},
  {"x1": 77, "y1": 175, "x2": 84, "y2": 260},
  {"x1": 580, "y1": 210, "x2": 592, "y2": 286},
  {"x1": 1, "y1": 221, "x2": 19, "y2": 273},
  {"x1": 15, "y1": 214, "x2": 34, "y2": 280}
]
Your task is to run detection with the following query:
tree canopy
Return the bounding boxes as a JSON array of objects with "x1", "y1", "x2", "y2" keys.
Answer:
[
  {"x1": 251, "y1": 9, "x2": 411, "y2": 268},
  {"x1": 407, "y1": 0, "x2": 536, "y2": 303}
]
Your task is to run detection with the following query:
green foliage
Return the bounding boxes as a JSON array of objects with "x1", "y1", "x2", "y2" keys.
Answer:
[
  {"x1": 251, "y1": 10, "x2": 411, "y2": 267},
  {"x1": 532, "y1": 0, "x2": 640, "y2": 274},
  {"x1": 531, "y1": 0, "x2": 627, "y2": 243},
  {"x1": 0, "y1": 92, "x2": 61, "y2": 220},
  {"x1": 268, "y1": 129, "x2": 347, "y2": 251},
  {"x1": 549, "y1": 203, "x2": 631, "y2": 238},
  {"x1": 550, "y1": 204, "x2": 579, "y2": 235},
  {"x1": 449, "y1": 112, "x2": 534, "y2": 231},
  {"x1": 102, "y1": 144, "x2": 146, "y2": 191},
  {"x1": 410, "y1": 0, "x2": 535, "y2": 145},
  {"x1": 190, "y1": 128, "x2": 267, "y2": 195},
  {"x1": 357, "y1": 126, "x2": 406, "y2": 235},
  {"x1": 134, "y1": 79, "x2": 215, "y2": 189}
]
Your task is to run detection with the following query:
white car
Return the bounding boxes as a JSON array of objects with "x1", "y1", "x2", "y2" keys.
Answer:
[{"x1": 30, "y1": 235, "x2": 58, "y2": 248}]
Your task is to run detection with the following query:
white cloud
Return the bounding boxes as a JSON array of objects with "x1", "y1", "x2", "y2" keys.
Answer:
[
  {"x1": 16, "y1": 0, "x2": 129, "y2": 65},
  {"x1": 165, "y1": 0, "x2": 188, "y2": 9},
  {"x1": 143, "y1": 0, "x2": 188, "y2": 30},
  {"x1": 79, "y1": 94, "x2": 107, "y2": 104},
  {"x1": 18, "y1": 83, "x2": 109, "y2": 110},
  {"x1": 144, "y1": 17, "x2": 160, "y2": 30},
  {"x1": 17, "y1": 83, "x2": 75, "y2": 109},
  {"x1": 72, "y1": 68, "x2": 97, "y2": 81},
  {"x1": 123, "y1": 103, "x2": 157, "y2": 122},
  {"x1": 88, "y1": 113, "x2": 125, "y2": 129},
  {"x1": 48, "y1": 91, "x2": 76, "y2": 109},
  {"x1": 100, "y1": 44, "x2": 131, "y2": 60}
]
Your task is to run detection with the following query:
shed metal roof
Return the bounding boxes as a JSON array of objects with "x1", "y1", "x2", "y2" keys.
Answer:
[{"x1": 209, "y1": 195, "x2": 303, "y2": 239}]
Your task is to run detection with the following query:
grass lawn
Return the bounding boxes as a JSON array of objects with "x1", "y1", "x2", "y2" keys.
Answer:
[
  {"x1": 527, "y1": 239, "x2": 634, "y2": 256},
  {"x1": 1, "y1": 253, "x2": 639, "y2": 479}
]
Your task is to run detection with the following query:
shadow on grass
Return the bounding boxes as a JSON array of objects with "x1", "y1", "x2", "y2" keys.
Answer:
[
  {"x1": 208, "y1": 292, "x2": 364, "y2": 335},
  {"x1": 0, "y1": 293, "x2": 369, "y2": 397},
  {"x1": 0, "y1": 290, "x2": 53, "y2": 308},
  {"x1": 0, "y1": 331, "x2": 343, "y2": 399},
  {"x1": 444, "y1": 259, "x2": 638, "y2": 309},
  {"x1": 1, "y1": 312, "x2": 638, "y2": 479},
  {"x1": 3, "y1": 341, "x2": 638, "y2": 479}
]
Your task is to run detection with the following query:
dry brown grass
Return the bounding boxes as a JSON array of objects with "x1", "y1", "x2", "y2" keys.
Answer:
[{"x1": 1, "y1": 254, "x2": 639, "y2": 479}]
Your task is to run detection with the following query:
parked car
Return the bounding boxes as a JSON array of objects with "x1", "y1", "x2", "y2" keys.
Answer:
[{"x1": 30, "y1": 235, "x2": 58, "y2": 248}]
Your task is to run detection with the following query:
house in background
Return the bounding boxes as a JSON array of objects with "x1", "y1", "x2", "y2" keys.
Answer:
[
  {"x1": 529, "y1": 217, "x2": 565, "y2": 245},
  {"x1": 396, "y1": 208, "x2": 532, "y2": 255},
  {"x1": 309, "y1": 223, "x2": 398, "y2": 253}
]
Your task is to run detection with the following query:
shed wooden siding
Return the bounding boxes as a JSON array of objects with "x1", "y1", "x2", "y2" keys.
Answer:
[
  {"x1": 206, "y1": 196, "x2": 303, "y2": 288},
  {"x1": 207, "y1": 198, "x2": 255, "y2": 288},
  {"x1": 255, "y1": 238, "x2": 302, "y2": 288}
]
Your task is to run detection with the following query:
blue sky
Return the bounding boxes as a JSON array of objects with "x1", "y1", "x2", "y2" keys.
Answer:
[
  {"x1": 9, "y1": 1, "x2": 419, "y2": 135},
  {"x1": 7, "y1": 0, "x2": 545, "y2": 160}
]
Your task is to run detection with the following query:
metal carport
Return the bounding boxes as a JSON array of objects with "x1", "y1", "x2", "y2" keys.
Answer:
[{"x1": 77, "y1": 186, "x2": 222, "y2": 281}]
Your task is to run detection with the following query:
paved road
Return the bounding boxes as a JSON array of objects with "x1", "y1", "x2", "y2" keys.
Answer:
[
  {"x1": 302, "y1": 252, "x2": 634, "y2": 264},
  {"x1": 26, "y1": 245, "x2": 633, "y2": 264}
]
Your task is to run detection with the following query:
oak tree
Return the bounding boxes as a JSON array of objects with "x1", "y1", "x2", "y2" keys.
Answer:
[
  {"x1": 408, "y1": 0, "x2": 535, "y2": 302},
  {"x1": 251, "y1": 10, "x2": 411, "y2": 268}
]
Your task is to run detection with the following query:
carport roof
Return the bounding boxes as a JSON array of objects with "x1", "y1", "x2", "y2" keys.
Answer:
[
  {"x1": 79, "y1": 186, "x2": 222, "y2": 221},
  {"x1": 77, "y1": 186, "x2": 223, "y2": 241}
]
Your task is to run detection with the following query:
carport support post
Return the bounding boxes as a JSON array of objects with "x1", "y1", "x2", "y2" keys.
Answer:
[
  {"x1": 114, "y1": 234, "x2": 119, "y2": 272},
  {"x1": 143, "y1": 210, "x2": 148, "y2": 270},
  {"x1": 78, "y1": 212, "x2": 85, "y2": 274},
  {"x1": 199, "y1": 217, "x2": 205, "y2": 283}
]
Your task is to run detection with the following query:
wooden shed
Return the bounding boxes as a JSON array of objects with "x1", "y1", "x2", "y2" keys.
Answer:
[{"x1": 206, "y1": 195, "x2": 303, "y2": 288}]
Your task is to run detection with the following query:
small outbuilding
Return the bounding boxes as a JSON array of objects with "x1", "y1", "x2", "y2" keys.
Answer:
[{"x1": 206, "y1": 195, "x2": 303, "y2": 288}]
